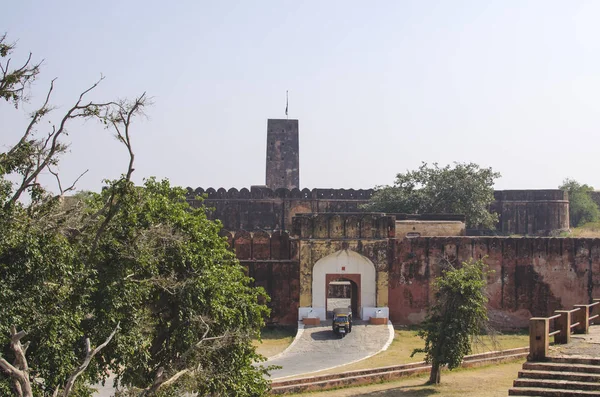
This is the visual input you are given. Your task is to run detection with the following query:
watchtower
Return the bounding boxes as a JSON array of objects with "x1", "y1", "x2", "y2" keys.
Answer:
[{"x1": 266, "y1": 119, "x2": 299, "y2": 190}]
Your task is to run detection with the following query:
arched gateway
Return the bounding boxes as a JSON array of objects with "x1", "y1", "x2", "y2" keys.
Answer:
[
  {"x1": 312, "y1": 250, "x2": 376, "y2": 318},
  {"x1": 295, "y1": 213, "x2": 392, "y2": 322}
]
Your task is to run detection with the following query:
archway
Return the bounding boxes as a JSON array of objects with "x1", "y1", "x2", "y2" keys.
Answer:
[
  {"x1": 326, "y1": 278, "x2": 359, "y2": 318},
  {"x1": 312, "y1": 250, "x2": 376, "y2": 320}
]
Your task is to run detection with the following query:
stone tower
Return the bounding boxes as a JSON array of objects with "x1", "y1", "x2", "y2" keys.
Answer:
[{"x1": 266, "y1": 119, "x2": 299, "y2": 190}]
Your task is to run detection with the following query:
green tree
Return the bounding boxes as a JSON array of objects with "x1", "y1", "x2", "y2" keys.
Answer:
[
  {"x1": 559, "y1": 178, "x2": 600, "y2": 228},
  {"x1": 411, "y1": 258, "x2": 490, "y2": 384},
  {"x1": 362, "y1": 162, "x2": 500, "y2": 229},
  {"x1": 0, "y1": 35, "x2": 272, "y2": 396}
]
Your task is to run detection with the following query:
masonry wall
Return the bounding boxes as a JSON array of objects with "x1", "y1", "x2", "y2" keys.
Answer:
[
  {"x1": 188, "y1": 187, "x2": 569, "y2": 235},
  {"x1": 266, "y1": 119, "x2": 300, "y2": 190},
  {"x1": 395, "y1": 220, "x2": 466, "y2": 238},
  {"x1": 220, "y1": 230, "x2": 300, "y2": 325},
  {"x1": 225, "y1": 230, "x2": 600, "y2": 327},
  {"x1": 188, "y1": 187, "x2": 373, "y2": 231},
  {"x1": 491, "y1": 190, "x2": 569, "y2": 235},
  {"x1": 390, "y1": 237, "x2": 600, "y2": 327}
]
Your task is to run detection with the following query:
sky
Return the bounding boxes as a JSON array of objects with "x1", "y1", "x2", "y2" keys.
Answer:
[{"x1": 2, "y1": 1, "x2": 600, "y2": 192}]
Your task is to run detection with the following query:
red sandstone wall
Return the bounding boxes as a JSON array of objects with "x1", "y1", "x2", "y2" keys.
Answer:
[
  {"x1": 390, "y1": 237, "x2": 600, "y2": 328},
  {"x1": 222, "y1": 230, "x2": 300, "y2": 325},
  {"x1": 189, "y1": 187, "x2": 569, "y2": 235}
]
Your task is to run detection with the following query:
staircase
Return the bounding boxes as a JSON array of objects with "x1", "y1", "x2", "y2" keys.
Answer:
[{"x1": 509, "y1": 356, "x2": 600, "y2": 396}]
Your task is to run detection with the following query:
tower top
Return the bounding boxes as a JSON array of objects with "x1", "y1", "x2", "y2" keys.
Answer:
[{"x1": 265, "y1": 119, "x2": 299, "y2": 190}]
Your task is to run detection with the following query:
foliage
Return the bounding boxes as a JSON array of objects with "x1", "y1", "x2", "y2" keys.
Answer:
[
  {"x1": 362, "y1": 162, "x2": 500, "y2": 229},
  {"x1": 0, "y1": 34, "x2": 272, "y2": 396},
  {"x1": 0, "y1": 34, "x2": 41, "y2": 106},
  {"x1": 559, "y1": 178, "x2": 600, "y2": 228},
  {"x1": 82, "y1": 178, "x2": 272, "y2": 396},
  {"x1": 411, "y1": 258, "x2": 491, "y2": 384}
]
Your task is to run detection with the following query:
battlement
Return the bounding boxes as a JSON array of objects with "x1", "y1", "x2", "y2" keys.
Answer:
[
  {"x1": 186, "y1": 187, "x2": 569, "y2": 235},
  {"x1": 186, "y1": 187, "x2": 375, "y2": 200}
]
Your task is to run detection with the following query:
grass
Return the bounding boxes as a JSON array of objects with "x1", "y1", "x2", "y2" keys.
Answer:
[
  {"x1": 295, "y1": 359, "x2": 526, "y2": 396},
  {"x1": 286, "y1": 328, "x2": 528, "y2": 379},
  {"x1": 253, "y1": 327, "x2": 296, "y2": 358},
  {"x1": 562, "y1": 221, "x2": 600, "y2": 238}
]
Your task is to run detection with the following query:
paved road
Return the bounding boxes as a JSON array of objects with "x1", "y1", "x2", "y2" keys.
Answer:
[
  {"x1": 266, "y1": 320, "x2": 393, "y2": 380},
  {"x1": 93, "y1": 320, "x2": 392, "y2": 395}
]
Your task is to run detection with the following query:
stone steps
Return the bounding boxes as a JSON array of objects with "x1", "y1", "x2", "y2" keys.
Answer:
[
  {"x1": 519, "y1": 369, "x2": 600, "y2": 383},
  {"x1": 510, "y1": 357, "x2": 600, "y2": 397},
  {"x1": 523, "y1": 361, "x2": 600, "y2": 374},
  {"x1": 509, "y1": 387, "x2": 600, "y2": 396}
]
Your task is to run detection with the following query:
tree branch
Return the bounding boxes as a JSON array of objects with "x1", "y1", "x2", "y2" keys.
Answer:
[
  {"x1": 61, "y1": 322, "x2": 120, "y2": 397},
  {"x1": 0, "y1": 326, "x2": 33, "y2": 397}
]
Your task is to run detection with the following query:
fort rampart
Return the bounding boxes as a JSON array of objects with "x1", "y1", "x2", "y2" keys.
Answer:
[
  {"x1": 188, "y1": 187, "x2": 569, "y2": 235},
  {"x1": 391, "y1": 236, "x2": 600, "y2": 326},
  {"x1": 223, "y1": 227, "x2": 600, "y2": 326}
]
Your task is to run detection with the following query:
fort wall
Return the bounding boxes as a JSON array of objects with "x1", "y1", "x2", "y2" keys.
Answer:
[
  {"x1": 219, "y1": 229, "x2": 299, "y2": 325},
  {"x1": 391, "y1": 236, "x2": 600, "y2": 326},
  {"x1": 188, "y1": 187, "x2": 569, "y2": 235},
  {"x1": 491, "y1": 190, "x2": 569, "y2": 235},
  {"x1": 226, "y1": 227, "x2": 600, "y2": 326}
]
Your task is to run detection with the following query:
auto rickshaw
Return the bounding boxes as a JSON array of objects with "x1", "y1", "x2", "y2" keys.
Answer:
[{"x1": 332, "y1": 307, "x2": 352, "y2": 337}]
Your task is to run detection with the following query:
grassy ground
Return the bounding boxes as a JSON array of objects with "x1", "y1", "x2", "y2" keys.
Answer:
[
  {"x1": 562, "y1": 221, "x2": 600, "y2": 238},
  {"x1": 286, "y1": 328, "x2": 528, "y2": 378},
  {"x1": 295, "y1": 359, "x2": 526, "y2": 396},
  {"x1": 253, "y1": 327, "x2": 296, "y2": 358}
]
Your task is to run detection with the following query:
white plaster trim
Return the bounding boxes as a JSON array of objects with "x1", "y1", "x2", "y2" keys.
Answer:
[
  {"x1": 312, "y1": 250, "x2": 377, "y2": 315},
  {"x1": 382, "y1": 320, "x2": 395, "y2": 351},
  {"x1": 271, "y1": 321, "x2": 396, "y2": 380},
  {"x1": 265, "y1": 321, "x2": 305, "y2": 362},
  {"x1": 299, "y1": 307, "x2": 325, "y2": 320},
  {"x1": 362, "y1": 307, "x2": 389, "y2": 321}
]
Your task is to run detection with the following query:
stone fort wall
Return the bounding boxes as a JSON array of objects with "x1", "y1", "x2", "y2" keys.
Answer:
[
  {"x1": 391, "y1": 236, "x2": 600, "y2": 326},
  {"x1": 223, "y1": 226, "x2": 600, "y2": 326},
  {"x1": 188, "y1": 187, "x2": 570, "y2": 235},
  {"x1": 219, "y1": 229, "x2": 300, "y2": 325}
]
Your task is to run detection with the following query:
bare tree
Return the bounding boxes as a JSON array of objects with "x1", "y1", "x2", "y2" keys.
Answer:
[{"x1": 1, "y1": 41, "x2": 148, "y2": 394}]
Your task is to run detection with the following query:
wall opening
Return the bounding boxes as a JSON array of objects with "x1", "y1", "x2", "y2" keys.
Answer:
[
  {"x1": 311, "y1": 249, "x2": 377, "y2": 320},
  {"x1": 326, "y1": 278, "x2": 359, "y2": 318}
]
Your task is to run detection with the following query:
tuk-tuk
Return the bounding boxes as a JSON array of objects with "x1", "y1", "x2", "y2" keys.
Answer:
[{"x1": 332, "y1": 307, "x2": 353, "y2": 337}]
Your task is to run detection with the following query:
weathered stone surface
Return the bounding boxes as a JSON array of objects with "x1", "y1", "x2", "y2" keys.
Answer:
[{"x1": 266, "y1": 119, "x2": 299, "y2": 190}]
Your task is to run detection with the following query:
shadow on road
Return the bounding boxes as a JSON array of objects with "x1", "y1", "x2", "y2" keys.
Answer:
[{"x1": 310, "y1": 330, "x2": 343, "y2": 341}]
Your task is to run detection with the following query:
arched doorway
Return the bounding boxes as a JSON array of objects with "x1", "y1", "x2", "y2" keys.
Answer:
[
  {"x1": 326, "y1": 278, "x2": 359, "y2": 318},
  {"x1": 312, "y1": 250, "x2": 376, "y2": 320}
]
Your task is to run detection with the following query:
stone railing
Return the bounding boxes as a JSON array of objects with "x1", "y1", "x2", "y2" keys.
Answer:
[{"x1": 529, "y1": 300, "x2": 600, "y2": 360}]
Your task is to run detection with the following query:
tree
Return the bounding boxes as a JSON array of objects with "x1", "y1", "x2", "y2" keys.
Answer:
[
  {"x1": 0, "y1": 33, "x2": 41, "y2": 106},
  {"x1": 362, "y1": 162, "x2": 500, "y2": 229},
  {"x1": 559, "y1": 179, "x2": 600, "y2": 228},
  {"x1": 411, "y1": 258, "x2": 490, "y2": 384},
  {"x1": 0, "y1": 35, "x2": 272, "y2": 396}
]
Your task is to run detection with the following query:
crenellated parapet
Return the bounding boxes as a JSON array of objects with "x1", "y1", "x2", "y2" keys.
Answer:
[
  {"x1": 186, "y1": 187, "x2": 374, "y2": 231},
  {"x1": 187, "y1": 187, "x2": 569, "y2": 235},
  {"x1": 186, "y1": 186, "x2": 375, "y2": 200}
]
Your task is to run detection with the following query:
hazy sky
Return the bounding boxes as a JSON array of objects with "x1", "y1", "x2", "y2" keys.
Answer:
[{"x1": 2, "y1": 1, "x2": 600, "y2": 192}]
